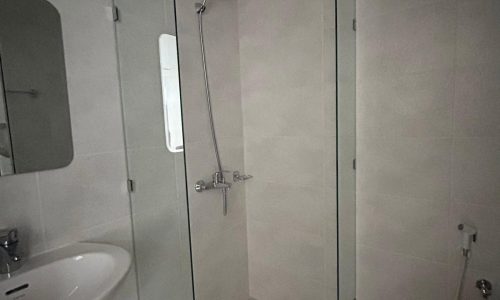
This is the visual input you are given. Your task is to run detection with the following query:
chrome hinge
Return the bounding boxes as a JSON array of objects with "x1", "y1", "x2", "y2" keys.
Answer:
[
  {"x1": 113, "y1": 5, "x2": 120, "y2": 22},
  {"x1": 127, "y1": 179, "x2": 135, "y2": 192},
  {"x1": 352, "y1": 18, "x2": 357, "y2": 31},
  {"x1": 107, "y1": 5, "x2": 120, "y2": 22},
  {"x1": 353, "y1": 159, "x2": 356, "y2": 170}
]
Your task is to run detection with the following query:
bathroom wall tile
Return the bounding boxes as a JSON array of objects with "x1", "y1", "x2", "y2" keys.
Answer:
[
  {"x1": 337, "y1": 188, "x2": 356, "y2": 298},
  {"x1": 323, "y1": 186, "x2": 338, "y2": 300},
  {"x1": 118, "y1": 69, "x2": 166, "y2": 150},
  {"x1": 203, "y1": 9, "x2": 242, "y2": 97},
  {"x1": 248, "y1": 220, "x2": 324, "y2": 282},
  {"x1": 177, "y1": 32, "x2": 203, "y2": 85},
  {"x1": 241, "y1": 85, "x2": 325, "y2": 138},
  {"x1": 357, "y1": 1, "x2": 456, "y2": 79},
  {"x1": 127, "y1": 147, "x2": 179, "y2": 214},
  {"x1": 175, "y1": 0, "x2": 199, "y2": 37},
  {"x1": 202, "y1": 0, "x2": 240, "y2": 30},
  {"x1": 114, "y1": 0, "x2": 172, "y2": 34},
  {"x1": 239, "y1": 31, "x2": 322, "y2": 94},
  {"x1": 323, "y1": 26, "x2": 336, "y2": 85},
  {"x1": 249, "y1": 261, "x2": 324, "y2": 300},
  {"x1": 51, "y1": 0, "x2": 118, "y2": 80},
  {"x1": 52, "y1": 0, "x2": 125, "y2": 156},
  {"x1": 324, "y1": 136, "x2": 337, "y2": 184},
  {"x1": 357, "y1": 0, "x2": 454, "y2": 20},
  {"x1": 108, "y1": 264, "x2": 139, "y2": 300},
  {"x1": 452, "y1": 138, "x2": 500, "y2": 207},
  {"x1": 337, "y1": 77, "x2": 356, "y2": 140},
  {"x1": 357, "y1": 137, "x2": 452, "y2": 202},
  {"x1": 245, "y1": 136, "x2": 325, "y2": 187},
  {"x1": 323, "y1": 0, "x2": 335, "y2": 29},
  {"x1": 246, "y1": 180, "x2": 324, "y2": 235},
  {"x1": 356, "y1": 246, "x2": 449, "y2": 300},
  {"x1": 358, "y1": 69, "x2": 454, "y2": 138},
  {"x1": 456, "y1": 0, "x2": 500, "y2": 68},
  {"x1": 115, "y1": 6, "x2": 170, "y2": 150},
  {"x1": 178, "y1": 39, "x2": 243, "y2": 143},
  {"x1": 67, "y1": 76, "x2": 126, "y2": 156},
  {"x1": 212, "y1": 89, "x2": 244, "y2": 138},
  {"x1": 177, "y1": 74, "x2": 212, "y2": 144},
  {"x1": 193, "y1": 222, "x2": 249, "y2": 300},
  {"x1": 357, "y1": 0, "x2": 500, "y2": 298},
  {"x1": 133, "y1": 207, "x2": 193, "y2": 300},
  {"x1": 238, "y1": 0, "x2": 322, "y2": 46},
  {"x1": 357, "y1": 192, "x2": 449, "y2": 263},
  {"x1": 324, "y1": 84, "x2": 337, "y2": 138},
  {"x1": 453, "y1": 65, "x2": 500, "y2": 137},
  {"x1": 0, "y1": 173, "x2": 45, "y2": 255},
  {"x1": 239, "y1": 1, "x2": 336, "y2": 296},
  {"x1": 39, "y1": 152, "x2": 130, "y2": 246}
]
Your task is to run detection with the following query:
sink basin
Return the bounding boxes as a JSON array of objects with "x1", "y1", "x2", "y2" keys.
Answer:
[{"x1": 0, "y1": 243, "x2": 131, "y2": 300}]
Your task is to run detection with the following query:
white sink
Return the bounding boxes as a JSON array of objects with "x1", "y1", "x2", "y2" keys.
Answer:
[{"x1": 0, "y1": 243, "x2": 131, "y2": 300}]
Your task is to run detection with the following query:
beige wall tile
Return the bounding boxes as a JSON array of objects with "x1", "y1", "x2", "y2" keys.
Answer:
[
  {"x1": 357, "y1": 137, "x2": 452, "y2": 201},
  {"x1": 245, "y1": 136, "x2": 325, "y2": 186},
  {"x1": 456, "y1": 0, "x2": 500, "y2": 67},
  {"x1": 242, "y1": 85, "x2": 325, "y2": 138},
  {"x1": 357, "y1": 2, "x2": 456, "y2": 78},
  {"x1": 357, "y1": 0, "x2": 500, "y2": 298},
  {"x1": 452, "y1": 138, "x2": 500, "y2": 207},
  {"x1": 454, "y1": 65, "x2": 500, "y2": 137},
  {"x1": 358, "y1": 70, "x2": 454, "y2": 138},
  {"x1": 357, "y1": 192, "x2": 449, "y2": 263},
  {"x1": 357, "y1": 246, "x2": 450, "y2": 300}
]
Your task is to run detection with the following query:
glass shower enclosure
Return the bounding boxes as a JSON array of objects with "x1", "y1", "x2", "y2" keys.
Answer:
[{"x1": 114, "y1": 0, "x2": 356, "y2": 299}]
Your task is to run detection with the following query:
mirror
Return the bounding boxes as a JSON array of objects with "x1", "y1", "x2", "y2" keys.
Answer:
[{"x1": 0, "y1": 0, "x2": 73, "y2": 176}]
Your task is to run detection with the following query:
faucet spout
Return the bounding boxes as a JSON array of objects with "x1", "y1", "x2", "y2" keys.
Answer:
[{"x1": 0, "y1": 228, "x2": 23, "y2": 274}]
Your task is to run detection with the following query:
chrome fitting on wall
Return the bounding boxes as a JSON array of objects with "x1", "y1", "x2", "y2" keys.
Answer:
[
  {"x1": 195, "y1": 171, "x2": 231, "y2": 193},
  {"x1": 476, "y1": 279, "x2": 492, "y2": 299},
  {"x1": 233, "y1": 171, "x2": 252, "y2": 183}
]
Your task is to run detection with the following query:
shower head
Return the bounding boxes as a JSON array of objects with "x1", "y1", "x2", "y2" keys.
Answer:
[{"x1": 195, "y1": 0, "x2": 207, "y2": 14}]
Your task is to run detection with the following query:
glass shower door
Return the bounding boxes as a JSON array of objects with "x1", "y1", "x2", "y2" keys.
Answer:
[
  {"x1": 113, "y1": 0, "x2": 194, "y2": 299},
  {"x1": 174, "y1": 0, "x2": 356, "y2": 299}
]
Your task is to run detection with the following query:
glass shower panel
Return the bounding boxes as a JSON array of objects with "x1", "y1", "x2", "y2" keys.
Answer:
[
  {"x1": 113, "y1": 0, "x2": 193, "y2": 299},
  {"x1": 337, "y1": 0, "x2": 357, "y2": 299},
  {"x1": 174, "y1": 0, "x2": 349, "y2": 299}
]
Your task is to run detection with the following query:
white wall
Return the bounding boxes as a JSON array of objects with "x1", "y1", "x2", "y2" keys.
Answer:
[
  {"x1": 0, "y1": 0, "x2": 137, "y2": 299},
  {"x1": 238, "y1": 0, "x2": 337, "y2": 299},
  {"x1": 357, "y1": 0, "x2": 500, "y2": 299}
]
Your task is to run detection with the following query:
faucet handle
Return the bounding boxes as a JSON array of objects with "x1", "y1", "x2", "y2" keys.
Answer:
[
  {"x1": 233, "y1": 171, "x2": 253, "y2": 183},
  {"x1": 0, "y1": 228, "x2": 18, "y2": 245}
]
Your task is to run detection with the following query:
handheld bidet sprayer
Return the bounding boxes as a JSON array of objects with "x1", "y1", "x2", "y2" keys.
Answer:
[{"x1": 458, "y1": 223, "x2": 477, "y2": 257}]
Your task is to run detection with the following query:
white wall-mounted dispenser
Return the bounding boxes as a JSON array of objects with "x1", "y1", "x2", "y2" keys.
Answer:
[{"x1": 159, "y1": 34, "x2": 183, "y2": 153}]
